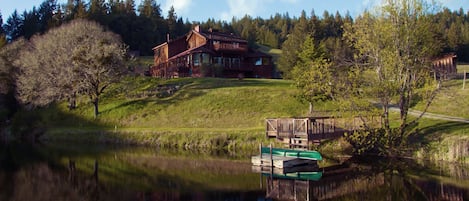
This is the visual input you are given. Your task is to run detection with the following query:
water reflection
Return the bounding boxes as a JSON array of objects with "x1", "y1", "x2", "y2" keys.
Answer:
[
  {"x1": 0, "y1": 143, "x2": 468, "y2": 201},
  {"x1": 256, "y1": 157, "x2": 469, "y2": 201}
]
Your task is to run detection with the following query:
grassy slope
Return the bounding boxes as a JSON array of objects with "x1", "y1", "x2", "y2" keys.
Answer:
[
  {"x1": 410, "y1": 65, "x2": 469, "y2": 163},
  {"x1": 34, "y1": 63, "x2": 468, "y2": 162},
  {"x1": 40, "y1": 77, "x2": 308, "y2": 149},
  {"x1": 50, "y1": 77, "x2": 307, "y2": 129}
]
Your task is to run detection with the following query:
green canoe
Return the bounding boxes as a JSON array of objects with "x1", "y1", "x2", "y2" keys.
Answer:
[{"x1": 261, "y1": 147, "x2": 323, "y2": 161}]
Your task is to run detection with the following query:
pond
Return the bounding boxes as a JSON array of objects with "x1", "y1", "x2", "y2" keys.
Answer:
[{"x1": 0, "y1": 142, "x2": 468, "y2": 201}]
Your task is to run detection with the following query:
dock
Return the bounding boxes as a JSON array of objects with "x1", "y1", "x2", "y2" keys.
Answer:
[{"x1": 266, "y1": 116, "x2": 381, "y2": 148}]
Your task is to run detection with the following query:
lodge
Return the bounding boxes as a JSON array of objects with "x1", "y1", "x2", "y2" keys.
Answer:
[{"x1": 150, "y1": 26, "x2": 274, "y2": 78}]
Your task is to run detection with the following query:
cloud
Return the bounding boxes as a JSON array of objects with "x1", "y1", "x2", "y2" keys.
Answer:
[
  {"x1": 220, "y1": 0, "x2": 265, "y2": 21},
  {"x1": 163, "y1": 0, "x2": 192, "y2": 16}
]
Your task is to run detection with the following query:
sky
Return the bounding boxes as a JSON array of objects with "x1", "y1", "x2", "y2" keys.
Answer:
[{"x1": 0, "y1": 0, "x2": 468, "y2": 22}]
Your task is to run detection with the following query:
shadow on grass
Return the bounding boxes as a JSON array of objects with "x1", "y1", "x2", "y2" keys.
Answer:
[{"x1": 409, "y1": 121, "x2": 469, "y2": 146}]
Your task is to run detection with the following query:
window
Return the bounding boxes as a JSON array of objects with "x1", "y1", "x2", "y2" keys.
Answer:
[
  {"x1": 213, "y1": 40, "x2": 220, "y2": 45},
  {"x1": 255, "y1": 58, "x2": 262, "y2": 66},
  {"x1": 233, "y1": 42, "x2": 239, "y2": 48},
  {"x1": 193, "y1": 53, "x2": 200, "y2": 66},
  {"x1": 213, "y1": 57, "x2": 223, "y2": 64},
  {"x1": 232, "y1": 58, "x2": 240, "y2": 67},
  {"x1": 202, "y1": 53, "x2": 210, "y2": 64}
]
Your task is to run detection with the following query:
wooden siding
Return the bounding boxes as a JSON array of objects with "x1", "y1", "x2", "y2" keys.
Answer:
[
  {"x1": 151, "y1": 26, "x2": 273, "y2": 78},
  {"x1": 187, "y1": 31, "x2": 207, "y2": 49},
  {"x1": 432, "y1": 53, "x2": 457, "y2": 79}
]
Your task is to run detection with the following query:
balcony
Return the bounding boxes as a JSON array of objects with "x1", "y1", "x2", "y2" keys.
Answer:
[{"x1": 213, "y1": 43, "x2": 248, "y2": 52}]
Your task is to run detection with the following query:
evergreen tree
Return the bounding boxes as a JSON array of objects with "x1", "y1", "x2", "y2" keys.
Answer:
[
  {"x1": 0, "y1": 12, "x2": 6, "y2": 48},
  {"x1": 38, "y1": 0, "x2": 58, "y2": 33},
  {"x1": 138, "y1": 0, "x2": 161, "y2": 18},
  {"x1": 4, "y1": 10, "x2": 23, "y2": 41},
  {"x1": 89, "y1": 0, "x2": 108, "y2": 23},
  {"x1": 278, "y1": 10, "x2": 310, "y2": 78},
  {"x1": 21, "y1": 8, "x2": 40, "y2": 39},
  {"x1": 167, "y1": 6, "x2": 177, "y2": 37}
]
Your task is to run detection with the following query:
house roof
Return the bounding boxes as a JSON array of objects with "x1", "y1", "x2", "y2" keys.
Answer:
[
  {"x1": 245, "y1": 49, "x2": 272, "y2": 58},
  {"x1": 152, "y1": 42, "x2": 168, "y2": 50},
  {"x1": 199, "y1": 31, "x2": 247, "y2": 43}
]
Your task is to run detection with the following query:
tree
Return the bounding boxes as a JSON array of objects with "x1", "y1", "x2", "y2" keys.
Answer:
[
  {"x1": 292, "y1": 35, "x2": 333, "y2": 113},
  {"x1": 138, "y1": 0, "x2": 161, "y2": 18},
  {"x1": 278, "y1": 10, "x2": 310, "y2": 78},
  {"x1": 16, "y1": 19, "x2": 126, "y2": 118},
  {"x1": 0, "y1": 12, "x2": 6, "y2": 48},
  {"x1": 89, "y1": 0, "x2": 108, "y2": 23},
  {"x1": 38, "y1": 0, "x2": 58, "y2": 32},
  {"x1": 342, "y1": 0, "x2": 441, "y2": 154},
  {"x1": 167, "y1": 6, "x2": 177, "y2": 37},
  {"x1": 4, "y1": 10, "x2": 23, "y2": 41},
  {"x1": 0, "y1": 39, "x2": 26, "y2": 121},
  {"x1": 21, "y1": 8, "x2": 40, "y2": 39}
]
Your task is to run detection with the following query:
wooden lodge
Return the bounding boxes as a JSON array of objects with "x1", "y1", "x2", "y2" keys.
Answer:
[{"x1": 150, "y1": 26, "x2": 274, "y2": 78}]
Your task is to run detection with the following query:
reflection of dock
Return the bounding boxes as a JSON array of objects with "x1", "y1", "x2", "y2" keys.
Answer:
[{"x1": 257, "y1": 162, "x2": 386, "y2": 201}]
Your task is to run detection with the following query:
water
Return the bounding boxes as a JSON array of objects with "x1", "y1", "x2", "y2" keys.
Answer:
[{"x1": 0, "y1": 142, "x2": 468, "y2": 201}]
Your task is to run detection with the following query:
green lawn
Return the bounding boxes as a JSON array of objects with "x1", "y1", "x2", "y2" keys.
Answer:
[{"x1": 413, "y1": 79, "x2": 469, "y2": 119}]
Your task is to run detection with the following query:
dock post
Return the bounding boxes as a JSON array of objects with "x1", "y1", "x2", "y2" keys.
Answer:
[
  {"x1": 259, "y1": 143, "x2": 263, "y2": 159},
  {"x1": 269, "y1": 143, "x2": 273, "y2": 167}
]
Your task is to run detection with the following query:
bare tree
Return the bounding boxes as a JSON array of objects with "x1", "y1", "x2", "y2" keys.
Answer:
[{"x1": 16, "y1": 19, "x2": 126, "y2": 117}]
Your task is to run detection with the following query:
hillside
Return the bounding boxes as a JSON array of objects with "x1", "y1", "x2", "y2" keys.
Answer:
[{"x1": 47, "y1": 77, "x2": 306, "y2": 129}]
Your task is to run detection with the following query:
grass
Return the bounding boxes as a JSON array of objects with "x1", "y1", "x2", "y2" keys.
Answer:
[
  {"x1": 31, "y1": 77, "x2": 305, "y2": 150},
  {"x1": 413, "y1": 79, "x2": 469, "y2": 119},
  {"x1": 457, "y1": 64, "x2": 469, "y2": 73},
  {"x1": 46, "y1": 77, "x2": 307, "y2": 129}
]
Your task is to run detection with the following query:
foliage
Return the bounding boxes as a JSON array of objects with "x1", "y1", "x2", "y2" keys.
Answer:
[
  {"x1": 342, "y1": 0, "x2": 441, "y2": 155},
  {"x1": 292, "y1": 35, "x2": 333, "y2": 109},
  {"x1": 15, "y1": 19, "x2": 126, "y2": 118},
  {"x1": 0, "y1": 39, "x2": 26, "y2": 121}
]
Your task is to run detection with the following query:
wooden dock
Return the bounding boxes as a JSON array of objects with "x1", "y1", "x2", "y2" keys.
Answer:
[{"x1": 266, "y1": 116, "x2": 381, "y2": 148}]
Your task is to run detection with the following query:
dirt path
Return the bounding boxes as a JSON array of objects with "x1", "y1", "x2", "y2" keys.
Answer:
[{"x1": 389, "y1": 107, "x2": 469, "y2": 123}]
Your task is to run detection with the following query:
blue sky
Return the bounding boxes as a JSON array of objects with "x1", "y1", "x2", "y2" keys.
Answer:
[{"x1": 1, "y1": 0, "x2": 468, "y2": 22}]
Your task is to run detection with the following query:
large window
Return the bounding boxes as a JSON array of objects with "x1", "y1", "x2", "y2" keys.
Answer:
[
  {"x1": 213, "y1": 57, "x2": 223, "y2": 65},
  {"x1": 202, "y1": 53, "x2": 210, "y2": 64},
  {"x1": 232, "y1": 58, "x2": 240, "y2": 67},
  {"x1": 255, "y1": 58, "x2": 262, "y2": 66}
]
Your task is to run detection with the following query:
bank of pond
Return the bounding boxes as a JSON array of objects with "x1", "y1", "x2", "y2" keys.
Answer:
[{"x1": 0, "y1": 142, "x2": 468, "y2": 201}]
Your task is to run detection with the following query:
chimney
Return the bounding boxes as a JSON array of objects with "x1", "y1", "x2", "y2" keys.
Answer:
[{"x1": 194, "y1": 25, "x2": 200, "y2": 32}]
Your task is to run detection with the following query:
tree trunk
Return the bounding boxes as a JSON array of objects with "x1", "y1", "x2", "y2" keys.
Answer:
[
  {"x1": 68, "y1": 93, "x2": 77, "y2": 110},
  {"x1": 93, "y1": 98, "x2": 99, "y2": 118}
]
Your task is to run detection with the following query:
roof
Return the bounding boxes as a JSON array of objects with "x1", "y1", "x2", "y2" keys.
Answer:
[
  {"x1": 199, "y1": 31, "x2": 247, "y2": 43},
  {"x1": 245, "y1": 49, "x2": 272, "y2": 58}
]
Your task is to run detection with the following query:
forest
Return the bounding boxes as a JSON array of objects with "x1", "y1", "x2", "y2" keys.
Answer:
[{"x1": 0, "y1": 0, "x2": 468, "y2": 64}]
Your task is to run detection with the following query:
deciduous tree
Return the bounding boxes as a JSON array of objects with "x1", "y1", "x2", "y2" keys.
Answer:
[
  {"x1": 342, "y1": 0, "x2": 441, "y2": 154},
  {"x1": 16, "y1": 19, "x2": 126, "y2": 118}
]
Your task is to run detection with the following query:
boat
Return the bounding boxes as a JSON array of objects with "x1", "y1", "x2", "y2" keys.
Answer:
[{"x1": 260, "y1": 147, "x2": 323, "y2": 161}]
